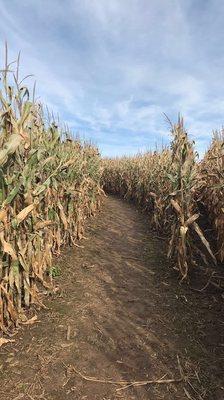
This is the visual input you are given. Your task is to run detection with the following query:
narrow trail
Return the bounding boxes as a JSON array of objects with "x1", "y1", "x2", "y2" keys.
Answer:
[{"x1": 0, "y1": 196, "x2": 223, "y2": 400}]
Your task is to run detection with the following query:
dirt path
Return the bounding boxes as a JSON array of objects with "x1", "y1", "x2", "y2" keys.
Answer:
[{"x1": 0, "y1": 196, "x2": 223, "y2": 400}]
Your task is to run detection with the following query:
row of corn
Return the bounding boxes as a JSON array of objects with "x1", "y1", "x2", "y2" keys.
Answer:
[
  {"x1": 0, "y1": 50, "x2": 103, "y2": 332},
  {"x1": 102, "y1": 118, "x2": 224, "y2": 279},
  {"x1": 198, "y1": 131, "x2": 224, "y2": 263}
]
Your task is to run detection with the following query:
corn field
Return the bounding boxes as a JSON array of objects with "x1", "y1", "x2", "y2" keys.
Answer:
[
  {"x1": 198, "y1": 131, "x2": 224, "y2": 263},
  {"x1": 0, "y1": 47, "x2": 223, "y2": 335},
  {"x1": 0, "y1": 47, "x2": 102, "y2": 332},
  {"x1": 102, "y1": 118, "x2": 224, "y2": 280}
]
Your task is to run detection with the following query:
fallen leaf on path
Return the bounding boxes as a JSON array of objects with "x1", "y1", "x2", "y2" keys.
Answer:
[
  {"x1": 0, "y1": 338, "x2": 15, "y2": 347},
  {"x1": 21, "y1": 315, "x2": 39, "y2": 325},
  {"x1": 9, "y1": 361, "x2": 19, "y2": 367},
  {"x1": 61, "y1": 342, "x2": 73, "y2": 348}
]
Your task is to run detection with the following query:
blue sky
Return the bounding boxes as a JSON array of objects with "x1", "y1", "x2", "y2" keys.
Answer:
[{"x1": 0, "y1": 0, "x2": 224, "y2": 156}]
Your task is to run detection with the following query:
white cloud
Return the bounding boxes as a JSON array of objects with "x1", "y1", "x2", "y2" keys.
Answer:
[{"x1": 0, "y1": 0, "x2": 223, "y2": 156}]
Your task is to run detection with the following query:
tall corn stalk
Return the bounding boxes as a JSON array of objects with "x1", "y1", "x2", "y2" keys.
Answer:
[
  {"x1": 198, "y1": 131, "x2": 224, "y2": 262},
  {"x1": 102, "y1": 118, "x2": 217, "y2": 279},
  {"x1": 167, "y1": 118, "x2": 216, "y2": 279},
  {"x1": 0, "y1": 46, "x2": 102, "y2": 332}
]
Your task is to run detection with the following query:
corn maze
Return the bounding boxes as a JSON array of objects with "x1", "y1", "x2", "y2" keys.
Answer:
[{"x1": 0, "y1": 47, "x2": 223, "y2": 335}]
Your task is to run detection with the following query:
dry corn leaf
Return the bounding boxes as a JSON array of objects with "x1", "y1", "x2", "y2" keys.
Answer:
[
  {"x1": 170, "y1": 199, "x2": 182, "y2": 215},
  {"x1": 0, "y1": 338, "x2": 15, "y2": 347},
  {"x1": 0, "y1": 209, "x2": 7, "y2": 223},
  {"x1": 185, "y1": 213, "x2": 199, "y2": 227},
  {"x1": 0, "y1": 232, "x2": 17, "y2": 260},
  {"x1": 193, "y1": 222, "x2": 217, "y2": 264},
  {"x1": 21, "y1": 315, "x2": 39, "y2": 325},
  {"x1": 14, "y1": 204, "x2": 34, "y2": 225}
]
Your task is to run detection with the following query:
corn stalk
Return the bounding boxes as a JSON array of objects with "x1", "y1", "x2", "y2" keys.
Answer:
[
  {"x1": 102, "y1": 118, "x2": 217, "y2": 280},
  {"x1": 0, "y1": 45, "x2": 102, "y2": 332}
]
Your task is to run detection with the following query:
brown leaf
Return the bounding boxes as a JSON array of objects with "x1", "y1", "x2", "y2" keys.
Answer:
[
  {"x1": 185, "y1": 213, "x2": 199, "y2": 227},
  {"x1": 21, "y1": 315, "x2": 39, "y2": 325},
  {"x1": 0, "y1": 338, "x2": 15, "y2": 347},
  {"x1": 0, "y1": 232, "x2": 17, "y2": 260},
  {"x1": 14, "y1": 204, "x2": 34, "y2": 225},
  {"x1": 0, "y1": 209, "x2": 7, "y2": 223},
  {"x1": 193, "y1": 222, "x2": 217, "y2": 264},
  {"x1": 35, "y1": 220, "x2": 54, "y2": 230},
  {"x1": 170, "y1": 199, "x2": 182, "y2": 215},
  {"x1": 58, "y1": 201, "x2": 68, "y2": 230}
]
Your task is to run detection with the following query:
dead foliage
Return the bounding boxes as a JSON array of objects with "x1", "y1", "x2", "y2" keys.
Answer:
[
  {"x1": 0, "y1": 45, "x2": 103, "y2": 332},
  {"x1": 198, "y1": 130, "x2": 224, "y2": 263},
  {"x1": 102, "y1": 117, "x2": 222, "y2": 280}
]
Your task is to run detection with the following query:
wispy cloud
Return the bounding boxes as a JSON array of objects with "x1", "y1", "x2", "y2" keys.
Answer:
[{"x1": 0, "y1": 0, "x2": 223, "y2": 156}]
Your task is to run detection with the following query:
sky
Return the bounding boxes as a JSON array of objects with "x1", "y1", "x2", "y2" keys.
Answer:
[{"x1": 0, "y1": 0, "x2": 224, "y2": 157}]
